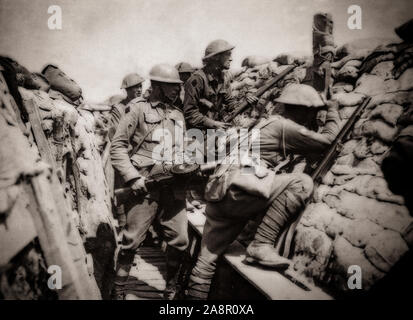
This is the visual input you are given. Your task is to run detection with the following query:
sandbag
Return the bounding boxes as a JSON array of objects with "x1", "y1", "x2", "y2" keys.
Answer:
[
  {"x1": 0, "y1": 110, "x2": 46, "y2": 188},
  {"x1": 335, "y1": 38, "x2": 395, "y2": 61},
  {"x1": 354, "y1": 119, "x2": 398, "y2": 143},
  {"x1": 369, "y1": 103, "x2": 403, "y2": 126},
  {"x1": 273, "y1": 54, "x2": 296, "y2": 66},
  {"x1": 393, "y1": 45, "x2": 413, "y2": 79},
  {"x1": 31, "y1": 73, "x2": 50, "y2": 92},
  {"x1": 333, "y1": 91, "x2": 365, "y2": 107},
  {"x1": 332, "y1": 82, "x2": 353, "y2": 94},
  {"x1": 49, "y1": 88, "x2": 82, "y2": 106},
  {"x1": 42, "y1": 64, "x2": 82, "y2": 101},
  {"x1": 336, "y1": 65, "x2": 359, "y2": 82},
  {"x1": 241, "y1": 56, "x2": 271, "y2": 68}
]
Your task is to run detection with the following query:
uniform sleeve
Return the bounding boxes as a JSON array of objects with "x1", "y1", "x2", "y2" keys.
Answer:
[
  {"x1": 222, "y1": 78, "x2": 237, "y2": 112},
  {"x1": 108, "y1": 104, "x2": 124, "y2": 140},
  {"x1": 183, "y1": 75, "x2": 216, "y2": 129},
  {"x1": 110, "y1": 106, "x2": 142, "y2": 183},
  {"x1": 283, "y1": 107, "x2": 340, "y2": 155},
  {"x1": 110, "y1": 104, "x2": 124, "y2": 128}
]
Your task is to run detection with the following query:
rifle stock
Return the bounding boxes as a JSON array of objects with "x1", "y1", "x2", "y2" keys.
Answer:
[
  {"x1": 114, "y1": 162, "x2": 216, "y2": 199},
  {"x1": 223, "y1": 65, "x2": 295, "y2": 123}
]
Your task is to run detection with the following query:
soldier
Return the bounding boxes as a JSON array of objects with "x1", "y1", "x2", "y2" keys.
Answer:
[
  {"x1": 186, "y1": 84, "x2": 340, "y2": 299},
  {"x1": 176, "y1": 62, "x2": 196, "y2": 84},
  {"x1": 109, "y1": 73, "x2": 145, "y2": 139},
  {"x1": 274, "y1": 83, "x2": 330, "y2": 173},
  {"x1": 175, "y1": 62, "x2": 196, "y2": 108},
  {"x1": 110, "y1": 64, "x2": 188, "y2": 300},
  {"x1": 183, "y1": 39, "x2": 257, "y2": 132}
]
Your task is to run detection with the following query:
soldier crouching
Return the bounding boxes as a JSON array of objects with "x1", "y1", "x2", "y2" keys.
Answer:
[
  {"x1": 110, "y1": 64, "x2": 189, "y2": 300},
  {"x1": 186, "y1": 84, "x2": 340, "y2": 300}
]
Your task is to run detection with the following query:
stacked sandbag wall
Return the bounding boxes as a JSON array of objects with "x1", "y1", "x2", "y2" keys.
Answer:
[
  {"x1": 0, "y1": 58, "x2": 116, "y2": 299},
  {"x1": 291, "y1": 23, "x2": 413, "y2": 295}
]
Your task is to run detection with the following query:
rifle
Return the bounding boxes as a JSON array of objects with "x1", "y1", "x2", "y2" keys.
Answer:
[
  {"x1": 114, "y1": 162, "x2": 216, "y2": 201},
  {"x1": 276, "y1": 96, "x2": 372, "y2": 257},
  {"x1": 222, "y1": 65, "x2": 295, "y2": 123}
]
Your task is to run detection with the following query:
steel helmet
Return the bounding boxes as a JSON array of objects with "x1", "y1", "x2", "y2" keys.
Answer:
[
  {"x1": 274, "y1": 84, "x2": 325, "y2": 107},
  {"x1": 203, "y1": 39, "x2": 235, "y2": 61},
  {"x1": 149, "y1": 64, "x2": 183, "y2": 84},
  {"x1": 175, "y1": 62, "x2": 195, "y2": 73},
  {"x1": 121, "y1": 73, "x2": 145, "y2": 89}
]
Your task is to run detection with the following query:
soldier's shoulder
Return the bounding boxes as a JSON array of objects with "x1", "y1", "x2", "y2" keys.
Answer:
[
  {"x1": 187, "y1": 70, "x2": 206, "y2": 88},
  {"x1": 281, "y1": 117, "x2": 313, "y2": 136},
  {"x1": 125, "y1": 97, "x2": 149, "y2": 114}
]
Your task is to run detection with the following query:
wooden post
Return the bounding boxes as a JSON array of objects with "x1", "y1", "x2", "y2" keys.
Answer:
[{"x1": 312, "y1": 13, "x2": 334, "y2": 95}]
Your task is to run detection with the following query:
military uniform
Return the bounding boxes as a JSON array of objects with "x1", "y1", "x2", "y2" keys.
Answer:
[
  {"x1": 110, "y1": 97, "x2": 189, "y2": 288},
  {"x1": 108, "y1": 100, "x2": 127, "y2": 140},
  {"x1": 187, "y1": 105, "x2": 340, "y2": 299},
  {"x1": 183, "y1": 67, "x2": 235, "y2": 129}
]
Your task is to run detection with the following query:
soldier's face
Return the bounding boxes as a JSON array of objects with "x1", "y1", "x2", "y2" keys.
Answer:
[
  {"x1": 219, "y1": 51, "x2": 232, "y2": 70},
  {"x1": 285, "y1": 104, "x2": 318, "y2": 130},
  {"x1": 160, "y1": 83, "x2": 181, "y2": 103},
  {"x1": 127, "y1": 84, "x2": 142, "y2": 98},
  {"x1": 179, "y1": 72, "x2": 191, "y2": 83}
]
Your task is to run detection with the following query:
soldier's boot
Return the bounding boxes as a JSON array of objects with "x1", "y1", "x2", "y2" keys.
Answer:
[
  {"x1": 245, "y1": 241, "x2": 291, "y2": 269},
  {"x1": 245, "y1": 190, "x2": 299, "y2": 269},
  {"x1": 164, "y1": 246, "x2": 183, "y2": 300},
  {"x1": 112, "y1": 249, "x2": 135, "y2": 300}
]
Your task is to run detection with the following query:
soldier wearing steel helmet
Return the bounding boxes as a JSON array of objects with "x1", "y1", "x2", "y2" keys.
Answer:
[
  {"x1": 110, "y1": 64, "x2": 188, "y2": 300},
  {"x1": 175, "y1": 62, "x2": 196, "y2": 84},
  {"x1": 186, "y1": 84, "x2": 340, "y2": 300},
  {"x1": 183, "y1": 39, "x2": 257, "y2": 132},
  {"x1": 175, "y1": 62, "x2": 196, "y2": 108},
  {"x1": 109, "y1": 73, "x2": 145, "y2": 139}
]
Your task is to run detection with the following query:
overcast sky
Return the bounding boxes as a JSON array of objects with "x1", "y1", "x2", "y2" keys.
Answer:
[{"x1": 0, "y1": 0, "x2": 412, "y2": 102}]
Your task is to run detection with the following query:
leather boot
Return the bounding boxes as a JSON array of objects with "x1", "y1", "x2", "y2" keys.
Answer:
[
  {"x1": 112, "y1": 249, "x2": 135, "y2": 300},
  {"x1": 164, "y1": 246, "x2": 183, "y2": 300},
  {"x1": 245, "y1": 240, "x2": 290, "y2": 269}
]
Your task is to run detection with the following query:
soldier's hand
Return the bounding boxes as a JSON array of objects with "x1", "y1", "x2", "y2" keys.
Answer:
[
  {"x1": 130, "y1": 177, "x2": 148, "y2": 196},
  {"x1": 246, "y1": 93, "x2": 259, "y2": 105},
  {"x1": 213, "y1": 121, "x2": 230, "y2": 130}
]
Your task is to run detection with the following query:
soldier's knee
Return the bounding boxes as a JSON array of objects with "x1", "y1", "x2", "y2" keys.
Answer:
[
  {"x1": 287, "y1": 173, "x2": 314, "y2": 201},
  {"x1": 165, "y1": 228, "x2": 189, "y2": 251}
]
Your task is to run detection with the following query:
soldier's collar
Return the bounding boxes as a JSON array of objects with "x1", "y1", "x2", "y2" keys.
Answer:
[
  {"x1": 203, "y1": 66, "x2": 224, "y2": 82},
  {"x1": 148, "y1": 98, "x2": 165, "y2": 108}
]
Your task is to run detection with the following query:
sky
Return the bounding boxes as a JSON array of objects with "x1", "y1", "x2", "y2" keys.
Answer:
[{"x1": 0, "y1": 0, "x2": 412, "y2": 102}]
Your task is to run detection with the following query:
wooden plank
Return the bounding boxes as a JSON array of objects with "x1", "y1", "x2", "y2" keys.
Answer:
[
  {"x1": 187, "y1": 210, "x2": 206, "y2": 236},
  {"x1": 24, "y1": 97, "x2": 101, "y2": 297},
  {"x1": 24, "y1": 180, "x2": 81, "y2": 299},
  {"x1": 0, "y1": 190, "x2": 37, "y2": 266},
  {"x1": 1, "y1": 75, "x2": 100, "y2": 299},
  {"x1": 224, "y1": 241, "x2": 332, "y2": 300},
  {"x1": 24, "y1": 98, "x2": 57, "y2": 169},
  {"x1": 187, "y1": 210, "x2": 332, "y2": 300},
  {"x1": 26, "y1": 175, "x2": 101, "y2": 299}
]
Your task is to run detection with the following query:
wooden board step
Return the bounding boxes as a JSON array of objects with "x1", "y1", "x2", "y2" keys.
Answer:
[
  {"x1": 187, "y1": 209, "x2": 332, "y2": 300},
  {"x1": 126, "y1": 245, "x2": 167, "y2": 300}
]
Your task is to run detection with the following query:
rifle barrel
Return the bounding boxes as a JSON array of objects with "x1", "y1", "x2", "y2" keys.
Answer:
[
  {"x1": 311, "y1": 96, "x2": 371, "y2": 181},
  {"x1": 224, "y1": 65, "x2": 295, "y2": 122}
]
